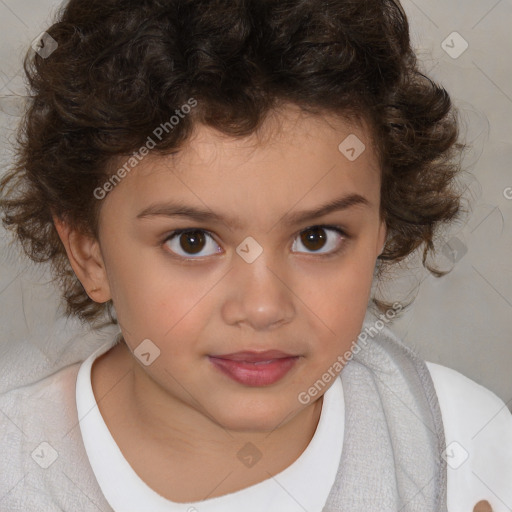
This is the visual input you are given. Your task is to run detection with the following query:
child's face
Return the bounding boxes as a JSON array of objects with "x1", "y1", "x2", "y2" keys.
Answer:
[{"x1": 94, "y1": 104, "x2": 386, "y2": 431}]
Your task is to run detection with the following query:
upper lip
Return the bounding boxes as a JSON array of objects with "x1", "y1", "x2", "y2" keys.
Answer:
[{"x1": 209, "y1": 350, "x2": 297, "y2": 362}]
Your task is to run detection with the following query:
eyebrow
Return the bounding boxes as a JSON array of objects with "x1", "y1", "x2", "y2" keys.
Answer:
[{"x1": 136, "y1": 193, "x2": 371, "y2": 229}]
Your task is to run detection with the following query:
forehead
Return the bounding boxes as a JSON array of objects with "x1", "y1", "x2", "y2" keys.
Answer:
[
  {"x1": 148, "y1": 105, "x2": 376, "y2": 172},
  {"x1": 101, "y1": 105, "x2": 381, "y2": 225}
]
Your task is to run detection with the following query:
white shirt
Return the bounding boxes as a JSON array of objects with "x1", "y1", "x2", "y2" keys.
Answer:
[{"x1": 427, "y1": 362, "x2": 512, "y2": 511}]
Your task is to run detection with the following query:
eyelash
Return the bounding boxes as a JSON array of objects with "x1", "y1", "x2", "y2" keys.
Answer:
[{"x1": 161, "y1": 224, "x2": 351, "y2": 261}]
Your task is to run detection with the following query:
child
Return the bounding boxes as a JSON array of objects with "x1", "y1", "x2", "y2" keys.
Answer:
[{"x1": 0, "y1": 0, "x2": 511, "y2": 511}]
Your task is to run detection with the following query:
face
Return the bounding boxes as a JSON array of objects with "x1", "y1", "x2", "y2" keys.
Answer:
[{"x1": 93, "y1": 104, "x2": 386, "y2": 432}]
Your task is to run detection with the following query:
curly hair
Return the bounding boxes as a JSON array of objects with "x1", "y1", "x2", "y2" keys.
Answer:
[{"x1": 0, "y1": 0, "x2": 466, "y2": 328}]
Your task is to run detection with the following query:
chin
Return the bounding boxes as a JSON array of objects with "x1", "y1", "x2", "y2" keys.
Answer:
[{"x1": 210, "y1": 401, "x2": 301, "y2": 434}]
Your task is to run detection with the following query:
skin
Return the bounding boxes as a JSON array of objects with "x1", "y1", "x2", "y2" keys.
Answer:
[{"x1": 53, "y1": 103, "x2": 387, "y2": 502}]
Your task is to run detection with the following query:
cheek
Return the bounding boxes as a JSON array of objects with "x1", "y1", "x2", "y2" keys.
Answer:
[
  {"x1": 110, "y1": 262, "x2": 216, "y2": 349},
  {"x1": 310, "y1": 250, "x2": 375, "y2": 311},
  {"x1": 101, "y1": 243, "x2": 173, "y2": 333},
  {"x1": 305, "y1": 253, "x2": 376, "y2": 355}
]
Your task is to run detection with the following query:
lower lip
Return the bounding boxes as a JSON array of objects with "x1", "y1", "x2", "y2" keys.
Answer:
[{"x1": 208, "y1": 356, "x2": 299, "y2": 386}]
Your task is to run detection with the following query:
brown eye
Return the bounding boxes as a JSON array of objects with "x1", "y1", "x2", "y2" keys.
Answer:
[
  {"x1": 179, "y1": 230, "x2": 206, "y2": 254},
  {"x1": 164, "y1": 229, "x2": 222, "y2": 258},
  {"x1": 292, "y1": 226, "x2": 346, "y2": 255},
  {"x1": 301, "y1": 227, "x2": 327, "y2": 251}
]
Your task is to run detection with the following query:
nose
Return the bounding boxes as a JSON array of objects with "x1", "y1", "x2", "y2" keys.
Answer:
[{"x1": 221, "y1": 249, "x2": 296, "y2": 331}]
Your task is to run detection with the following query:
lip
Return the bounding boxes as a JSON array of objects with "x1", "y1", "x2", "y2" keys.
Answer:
[
  {"x1": 208, "y1": 351, "x2": 299, "y2": 387},
  {"x1": 210, "y1": 350, "x2": 295, "y2": 362}
]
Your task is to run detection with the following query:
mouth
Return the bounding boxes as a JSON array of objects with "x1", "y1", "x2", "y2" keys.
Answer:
[{"x1": 208, "y1": 350, "x2": 300, "y2": 387}]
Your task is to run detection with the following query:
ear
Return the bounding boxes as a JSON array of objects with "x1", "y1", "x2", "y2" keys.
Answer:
[
  {"x1": 52, "y1": 215, "x2": 111, "y2": 303},
  {"x1": 377, "y1": 218, "x2": 387, "y2": 256}
]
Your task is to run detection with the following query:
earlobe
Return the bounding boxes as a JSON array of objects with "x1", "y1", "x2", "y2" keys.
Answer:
[{"x1": 52, "y1": 215, "x2": 111, "y2": 303}]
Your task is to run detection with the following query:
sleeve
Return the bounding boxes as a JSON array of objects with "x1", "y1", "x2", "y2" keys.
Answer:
[{"x1": 426, "y1": 361, "x2": 512, "y2": 512}]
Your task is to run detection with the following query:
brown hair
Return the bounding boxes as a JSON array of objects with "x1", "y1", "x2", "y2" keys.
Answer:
[{"x1": 0, "y1": 0, "x2": 467, "y2": 328}]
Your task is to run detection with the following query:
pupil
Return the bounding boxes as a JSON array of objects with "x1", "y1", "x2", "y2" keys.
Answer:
[
  {"x1": 180, "y1": 230, "x2": 206, "y2": 254},
  {"x1": 301, "y1": 227, "x2": 326, "y2": 251}
]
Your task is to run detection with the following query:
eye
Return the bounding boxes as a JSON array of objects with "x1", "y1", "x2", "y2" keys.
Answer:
[
  {"x1": 291, "y1": 225, "x2": 348, "y2": 255},
  {"x1": 164, "y1": 229, "x2": 222, "y2": 259},
  {"x1": 163, "y1": 225, "x2": 349, "y2": 260}
]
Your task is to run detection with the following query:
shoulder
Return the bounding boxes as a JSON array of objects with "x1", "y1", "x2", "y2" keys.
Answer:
[
  {"x1": 425, "y1": 361, "x2": 511, "y2": 429},
  {"x1": 425, "y1": 361, "x2": 512, "y2": 511},
  {"x1": 0, "y1": 362, "x2": 81, "y2": 417},
  {"x1": 0, "y1": 363, "x2": 82, "y2": 496},
  {"x1": 0, "y1": 361, "x2": 81, "y2": 439}
]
